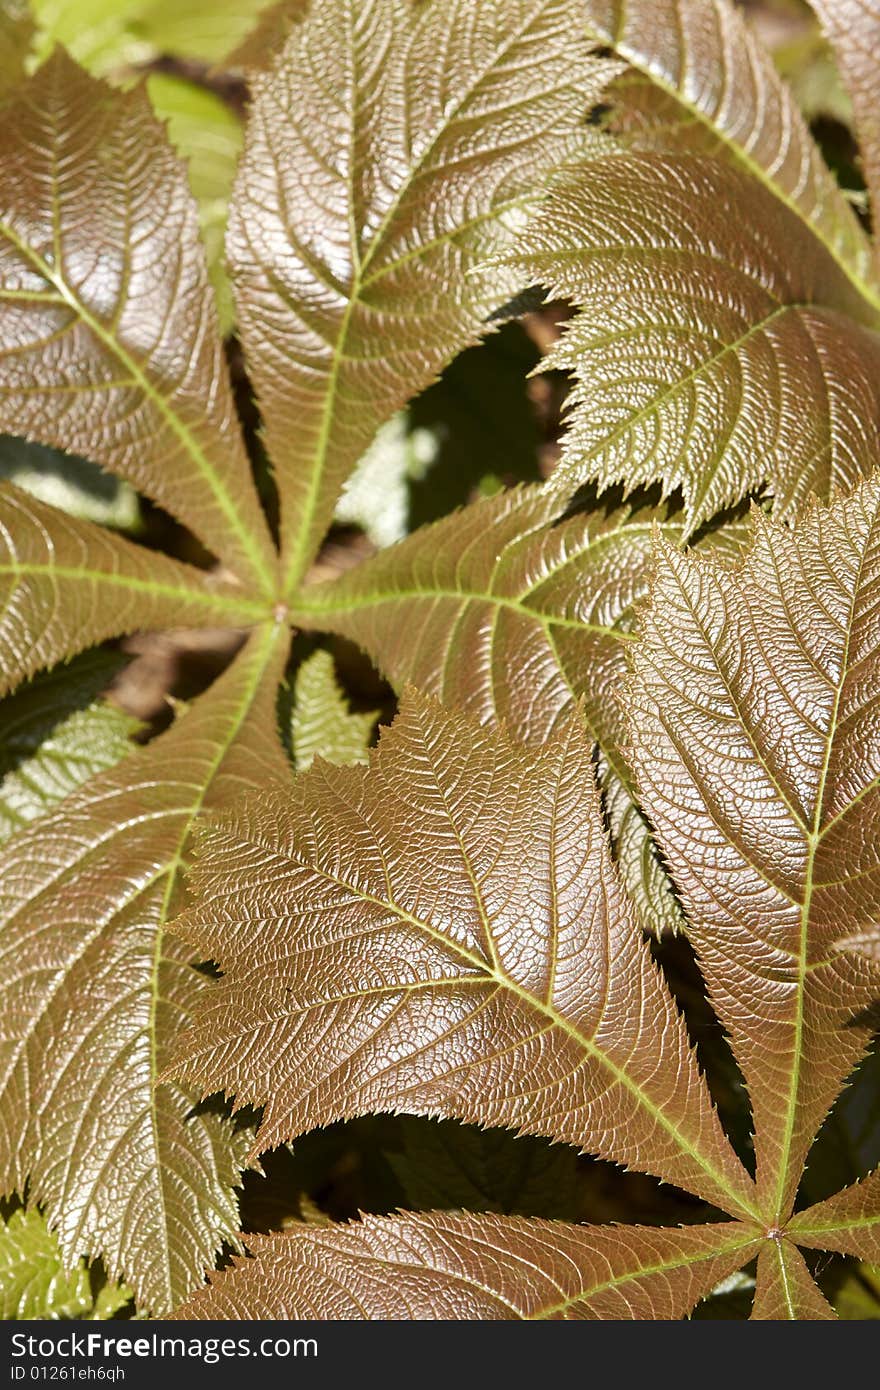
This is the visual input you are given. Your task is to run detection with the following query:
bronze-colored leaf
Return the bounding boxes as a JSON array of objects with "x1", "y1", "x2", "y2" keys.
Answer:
[
  {"x1": 0, "y1": 52, "x2": 277, "y2": 593},
  {"x1": 171, "y1": 1212, "x2": 761, "y2": 1320},
  {"x1": 627, "y1": 479, "x2": 880, "y2": 1224},
  {"x1": 0, "y1": 483, "x2": 268, "y2": 698},
  {"x1": 0, "y1": 623, "x2": 290, "y2": 1313},
  {"x1": 751, "y1": 1241, "x2": 836, "y2": 1320},
  {"x1": 172, "y1": 692, "x2": 756, "y2": 1218},
  {"x1": 290, "y1": 487, "x2": 650, "y2": 751},
  {"x1": 582, "y1": 0, "x2": 877, "y2": 300},
  {"x1": 501, "y1": 154, "x2": 880, "y2": 531},
  {"x1": 789, "y1": 1170, "x2": 880, "y2": 1263},
  {"x1": 290, "y1": 484, "x2": 678, "y2": 932},
  {"x1": 227, "y1": 0, "x2": 616, "y2": 591},
  {"x1": 808, "y1": 1, "x2": 880, "y2": 274}
]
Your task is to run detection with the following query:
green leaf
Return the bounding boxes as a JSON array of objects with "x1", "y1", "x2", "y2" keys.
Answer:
[
  {"x1": 0, "y1": 649, "x2": 126, "y2": 774},
  {"x1": 227, "y1": 0, "x2": 617, "y2": 592},
  {"x1": 29, "y1": 0, "x2": 280, "y2": 75},
  {"x1": 0, "y1": 693, "x2": 138, "y2": 843},
  {"x1": 146, "y1": 74, "x2": 243, "y2": 334},
  {"x1": 222, "y1": 0, "x2": 307, "y2": 68},
  {"x1": 0, "y1": 437, "x2": 139, "y2": 531},
  {"x1": 290, "y1": 650, "x2": 377, "y2": 771},
  {"x1": 831, "y1": 1262, "x2": 880, "y2": 1319},
  {"x1": 0, "y1": 1, "x2": 34, "y2": 97},
  {"x1": 0, "y1": 1206, "x2": 130, "y2": 1320}
]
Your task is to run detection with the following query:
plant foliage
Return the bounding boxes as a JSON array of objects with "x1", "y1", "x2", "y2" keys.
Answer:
[{"x1": 1, "y1": 0, "x2": 880, "y2": 1321}]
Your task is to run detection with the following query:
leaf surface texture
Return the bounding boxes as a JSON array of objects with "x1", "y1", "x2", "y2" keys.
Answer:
[
  {"x1": 0, "y1": 624, "x2": 290, "y2": 1311},
  {"x1": 627, "y1": 480, "x2": 880, "y2": 1221},
  {"x1": 503, "y1": 155, "x2": 880, "y2": 530},
  {"x1": 0, "y1": 484, "x2": 265, "y2": 697},
  {"x1": 0, "y1": 53, "x2": 276, "y2": 591},
  {"x1": 171, "y1": 1212, "x2": 760, "y2": 1319},
  {"x1": 173, "y1": 692, "x2": 755, "y2": 1217},
  {"x1": 227, "y1": 0, "x2": 616, "y2": 589}
]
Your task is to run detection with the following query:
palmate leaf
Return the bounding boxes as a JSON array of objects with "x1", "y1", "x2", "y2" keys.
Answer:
[
  {"x1": 172, "y1": 483, "x2": 880, "y2": 1319},
  {"x1": 0, "y1": 485, "x2": 266, "y2": 698},
  {"x1": 290, "y1": 487, "x2": 652, "y2": 751},
  {"x1": 226, "y1": 0, "x2": 617, "y2": 592},
  {"x1": 290, "y1": 484, "x2": 677, "y2": 928},
  {"x1": 500, "y1": 153, "x2": 880, "y2": 532},
  {"x1": 0, "y1": 52, "x2": 276, "y2": 593},
  {"x1": 0, "y1": 622, "x2": 290, "y2": 1313},
  {"x1": 172, "y1": 1213, "x2": 761, "y2": 1320},
  {"x1": 172, "y1": 692, "x2": 756, "y2": 1218},
  {"x1": 808, "y1": 1, "x2": 880, "y2": 274},
  {"x1": 627, "y1": 479, "x2": 880, "y2": 1224}
]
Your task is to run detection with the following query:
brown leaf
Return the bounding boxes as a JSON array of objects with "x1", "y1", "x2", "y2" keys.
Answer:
[
  {"x1": 171, "y1": 1212, "x2": 761, "y2": 1319},
  {"x1": 627, "y1": 479, "x2": 880, "y2": 1224},
  {"x1": 0, "y1": 483, "x2": 267, "y2": 698},
  {"x1": 500, "y1": 153, "x2": 880, "y2": 531},
  {"x1": 290, "y1": 484, "x2": 679, "y2": 932},
  {"x1": 171, "y1": 692, "x2": 756, "y2": 1218},
  {"x1": 789, "y1": 1170, "x2": 880, "y2": 1263},
  {"x1": 0, "y1": 52, "x2": 277, "y2": 593},
  {"x1": 0, "y1": 623, "x2": 290, "y2": 1312},
  {"x1": 583, "y1": 0, "x2": 877, "y2": 298},
  {"x1": 227, "y1": 0, "x2": 616, "y2": 591}
]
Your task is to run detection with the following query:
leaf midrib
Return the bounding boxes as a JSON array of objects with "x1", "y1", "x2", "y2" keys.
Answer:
[
  {"x1": 0, "y1": 219, "x2": 276, "y2": 597},
  {"x1": 202, "y1": 830, "x2": 758, "y2": 1221},
  {"x1": 532, "y1": 1226, "x2": 760, "y2": 1319},
  {"x1": 766, "y1": 516, "x2": 871, "y2": 1224},
  {"x1": 278, "y1": 0, "x2": 570, "y2": 594},
  {"x1": 0, "y1": 560, "x2": 269, "y2": 623},
  {"x1": 290, "y1": 580, "x2": 637, "y2": 641},
  {"x1": 142, "y1": 620, "x2": 284, "y2": 1309},
  {"x1": 589, "y1": 21, "x2": 880, "y2": 321}
]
